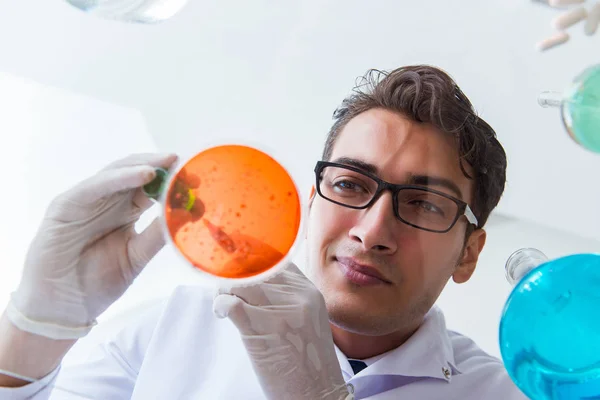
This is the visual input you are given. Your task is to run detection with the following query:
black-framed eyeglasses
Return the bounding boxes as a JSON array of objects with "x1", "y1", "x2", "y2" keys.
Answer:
[{"x1": 314, "y1": 161, "x2": 479, "y2": 233}]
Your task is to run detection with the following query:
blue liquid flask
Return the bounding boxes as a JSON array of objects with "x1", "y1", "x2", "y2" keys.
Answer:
[{"x1": 500, "y1": 248, "x2": 600, "y2": 399}]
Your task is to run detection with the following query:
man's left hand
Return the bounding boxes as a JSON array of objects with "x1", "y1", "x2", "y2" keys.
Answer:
[{"x1": 213, "y1": 263, "x2": 352, "y2": 400}]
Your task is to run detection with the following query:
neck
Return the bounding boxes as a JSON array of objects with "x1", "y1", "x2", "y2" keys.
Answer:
[{"x1": 330, "y1": 321, "x2": 421, "y2": 360}]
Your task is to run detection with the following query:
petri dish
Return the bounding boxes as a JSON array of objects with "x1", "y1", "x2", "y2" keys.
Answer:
[{"x1": 144, "y1": 143, "x2": 303, "y2": 286}]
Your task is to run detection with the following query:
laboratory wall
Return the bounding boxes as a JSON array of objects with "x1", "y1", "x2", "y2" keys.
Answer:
[{"x1": 0, "y1": 70, "x2": 158, "y2": 311}]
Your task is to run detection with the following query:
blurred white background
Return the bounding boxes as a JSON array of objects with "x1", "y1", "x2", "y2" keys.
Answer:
[{"x1": 0, "y1": 0, "x2": 599, "y2": 368}]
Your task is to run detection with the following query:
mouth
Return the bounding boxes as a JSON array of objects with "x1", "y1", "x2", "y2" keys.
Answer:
[{"x1": 335, "y1": 256, "x2": 392, "y2": 286}]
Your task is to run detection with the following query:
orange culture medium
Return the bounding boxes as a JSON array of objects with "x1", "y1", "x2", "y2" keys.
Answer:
[{"x1": 164, "y1": 145, "x2": 301, "y2": 279}]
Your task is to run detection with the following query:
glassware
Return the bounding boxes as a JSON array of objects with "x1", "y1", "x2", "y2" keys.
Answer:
[
  {"x1": 500, "y1": 248, "x2": 600, "y2": 399},
  {"x1": 538, "y1": 64, "x2": 600, "y2": 153},
  {"x1": 65, "y1": 0, "x2": 188, "y2": 23},
  {"x1": 142, "y1": 143, "x2": 304, "y2": 287}
]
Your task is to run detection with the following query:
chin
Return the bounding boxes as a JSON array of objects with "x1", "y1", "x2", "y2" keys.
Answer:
[
  {"x1": 323, "y1": 284, "x2": 435, "y2": 337},
  {"x1": 322, "y1": 291, "x2": 397, "y2": 336},
  {"x1": 329, "y1": 308, "x2": 398, "y2": 336}
]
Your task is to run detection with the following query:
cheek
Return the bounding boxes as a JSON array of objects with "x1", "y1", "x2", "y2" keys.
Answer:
[
  {"x1": 307, "y1": 200, "x2": 353, "y2": 257},
  {"x1": 396, "y1": 232, "x2": 462, "y2": 286}
]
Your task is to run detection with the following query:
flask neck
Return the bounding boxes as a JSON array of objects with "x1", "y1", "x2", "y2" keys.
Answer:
[
  {"x1": 538, "y1": 91, "x2": 563, "y2": 108},
  {"x1": 505, "y1": 248, "x2": 549, "y2": 286}
]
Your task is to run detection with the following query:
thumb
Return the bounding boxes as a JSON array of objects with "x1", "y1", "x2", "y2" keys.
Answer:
[
  {"x1": 213, "y1": 294, "x2": 251, "y2": 331},
  {"x1": 125, "y1": 217, "x2": 166, "y2": 281},
  {"x1": 75, "y1": 165, "x2": 157, "y2": 204}
]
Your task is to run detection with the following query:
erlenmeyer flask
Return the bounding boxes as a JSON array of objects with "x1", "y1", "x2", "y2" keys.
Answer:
[
  {"x1": 142, "y1": 143, "x2": 304, "y2": 287},
  {"x1": 65, "y1": 0, "x2": 188, "y2": 23},
  {"x1": 538, "y1": 64, "x2": 600, "y2": 153},
  {"x1": 500, "y1": 248, "x2": 600, "y2": 399}
]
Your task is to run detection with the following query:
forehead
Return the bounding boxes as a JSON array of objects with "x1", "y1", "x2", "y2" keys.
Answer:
[{"x1": 330, "y1": 108, "x2": 474, "y2": 201}]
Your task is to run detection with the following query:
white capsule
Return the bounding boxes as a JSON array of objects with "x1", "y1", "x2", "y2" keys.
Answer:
[
  {"x1": 585, "y1": 2, "x2": 600, "y2": 36},
  {"x1": 548, "y1": 0, "x2": 584, "y2": 7},
  {"x1": 553, "y1": 6, "x2": 588, "y2": 30},
  {"x1": 536, "y1": 31, "x2": 570, "y2": 51}
]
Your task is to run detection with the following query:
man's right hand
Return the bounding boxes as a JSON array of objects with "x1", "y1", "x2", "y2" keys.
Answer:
[{"x1": 7, "y1": 153, "x2": 178, "y2": 340}]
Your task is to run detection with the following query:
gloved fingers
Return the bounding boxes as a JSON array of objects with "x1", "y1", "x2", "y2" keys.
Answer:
[
  {"x1": 102, "y1": 153, "x2": 179, "y2": 171},
  {"x1": 260, "y1": 262, "x2": 306, "y2": 286},
  {"x1": 126, "y1": 217, "x2": 166, "y2": 280},
  {"x1": 216, "y1": 263, "x2": 319, "y2": 313},
  {"x1": 120, "y1": 154, "x2": 179, "y2": 211},
  {"x1": 218, "y1": 284, "x2": 271, "y2": 308},
  {"x1": 281, "y1": 261, "x2": 303, "y2": 276},
  {"x1": 213, "y1": 295, "x2": 280, "y2": 361},
  {"x1": 131, "y1": 187, "x2": 155, "y2": 211},
  {"x1": 213, "y1": 294, "x2": 284, "y2": 351},
  {"x1": 257, "y1": 263, "x2": 323, "y2": 307},
  {"x1": 215, "y1": 292, "x2": 311, "y2": 336},
  {"x1": 213, "y1": 294, "x2": 293, "y2": 337},
  {"x1": 213, "y1": 293, "x2": 251, "y2": 325},
  {"x1": 71, "y1": 165, "x2": 158, "y2": 204},
  {"x1": 219, "y1": 262, "x2": 304, "y2": 296}
]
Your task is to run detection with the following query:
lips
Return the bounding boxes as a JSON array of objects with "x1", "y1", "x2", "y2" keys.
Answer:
[{"x1": 335, "y1": 257, "x2": 391, "y2": 285}]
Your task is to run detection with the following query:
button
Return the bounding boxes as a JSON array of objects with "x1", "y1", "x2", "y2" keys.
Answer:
[
  {"x1": 347, "y1": 383, "x2": 355, "y2": 394},
  {"x1": 442, "y1": 366, "x2": 451, "y2": 379}
]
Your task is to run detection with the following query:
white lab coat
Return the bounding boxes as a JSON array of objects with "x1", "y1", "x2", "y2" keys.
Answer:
[{"x1": 1, "y1": 286, "x2": 527, "y2": 400}]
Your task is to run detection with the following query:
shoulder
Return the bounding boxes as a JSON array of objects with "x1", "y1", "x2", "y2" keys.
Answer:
[
  {"x1": 447, "y1": 329, "x2": 503, "y2": 370},
  {"x1": 447, "y1": 330, "x2": 526, "y2": 399}
]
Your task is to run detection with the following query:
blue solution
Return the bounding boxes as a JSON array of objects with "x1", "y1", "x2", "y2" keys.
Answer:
[{"x1": 500, "y1": 254, "x2": 600, "y2": 399}]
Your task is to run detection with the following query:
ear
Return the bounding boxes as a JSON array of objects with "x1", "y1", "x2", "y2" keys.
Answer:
[
  {"x1": 453, "y1": 228, "x2": 486, "y2": 284},
  {"x1": 306, "y1": 185, "x2": 316, "y2": 239},
  {"x1": 308, "y1": 185, "x2": 316, "y2": 206}
]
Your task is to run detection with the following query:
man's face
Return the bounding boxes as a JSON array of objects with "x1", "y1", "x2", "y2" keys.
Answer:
[{"x1": 306, "y1": 108, "x2": 482, "y2": 336}]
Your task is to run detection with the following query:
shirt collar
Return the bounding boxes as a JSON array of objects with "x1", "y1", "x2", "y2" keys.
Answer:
[{"x1": 335, "y1": 306, "x2": 461, "y2": 382}]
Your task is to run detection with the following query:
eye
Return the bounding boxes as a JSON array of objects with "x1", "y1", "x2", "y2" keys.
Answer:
[
  {"x1": 332, "y1": 179, "x2": 367, "y2": 193},
  {"x1": 412, "y1": 200, "x2": 444, "y2": 215}
]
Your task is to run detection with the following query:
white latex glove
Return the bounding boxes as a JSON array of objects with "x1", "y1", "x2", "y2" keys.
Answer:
[
  {"x1": 213, "y1": 263, "x2": 353, "y2": 400},
  {"x1": 7, "y1": 153, "x2": 178, "y2": 340},
  {"x1": 535, "y1": 1, "x2": 600, "y2": 51}
]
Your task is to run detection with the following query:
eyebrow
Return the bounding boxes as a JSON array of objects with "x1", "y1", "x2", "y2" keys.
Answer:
[
  {"x1": 407, "y1": 175, "x2": 464, "y2": 200},
  {"x1": 331, "y1": 156, "x2": 464, "y2": 200},
  {"x1": 332, "y1": 157, "x2": 379, "y2": 175}
]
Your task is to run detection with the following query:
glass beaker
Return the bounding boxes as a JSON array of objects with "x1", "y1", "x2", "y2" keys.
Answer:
[
  {"x1": 65, "y1": 0, "x2": 188, "y2": 23},
  {"x1": 500, "y1": 248, "x2": 600, "y2": 399},
  {"x1": 143, "y1": 143, "x2": 304, "y2": 287},
  {"x1": 538, "y1": 64, "x2": 600, "y2": 153}
]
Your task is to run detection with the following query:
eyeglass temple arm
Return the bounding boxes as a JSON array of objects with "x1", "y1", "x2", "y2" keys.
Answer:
[{"x1": 464, "y1": 206, "x2": 479, "y2": 227}]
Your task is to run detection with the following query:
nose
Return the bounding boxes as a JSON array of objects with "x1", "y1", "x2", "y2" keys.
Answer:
[{"x1": 348, "y1": 192, "x2": 398, "y2": 254}]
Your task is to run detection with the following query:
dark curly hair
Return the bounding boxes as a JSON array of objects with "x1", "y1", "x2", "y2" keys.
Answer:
[{"x1": 322, "y1": 65, "x2": 507, "y2": 231}]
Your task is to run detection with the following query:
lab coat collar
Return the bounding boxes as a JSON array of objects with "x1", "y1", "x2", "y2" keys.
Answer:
[{"x1": 335, "y1": 306, "x2": 461, "y2": 382}]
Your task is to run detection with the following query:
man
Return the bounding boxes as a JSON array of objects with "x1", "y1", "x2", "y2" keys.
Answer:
[{"x1": 0, "y1": 65, "x2": 526, "y2": 399}]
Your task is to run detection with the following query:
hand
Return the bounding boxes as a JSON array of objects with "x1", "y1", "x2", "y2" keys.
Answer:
[
  {"x1": 7, "y1": 153, "x2": 178, "y2": 340},
  {"x1": 535, "y1": 1, "x2": 600, "y2": 51},
  {"x1": 213, "y1": 263, "x2": 353, "y2": 400}
]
